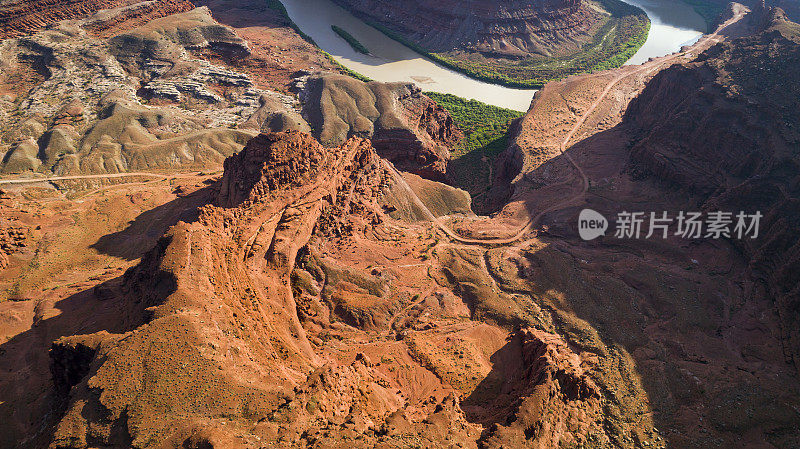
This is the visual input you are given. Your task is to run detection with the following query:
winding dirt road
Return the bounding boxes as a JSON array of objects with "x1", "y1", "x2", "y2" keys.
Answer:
[{"x1": 390, "y1": 8, "x2": 746, "y2": 246}]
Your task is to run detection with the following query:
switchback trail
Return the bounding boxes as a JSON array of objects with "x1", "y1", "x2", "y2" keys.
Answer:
[{"x1": 389, "y1": 8, "x2": 746, "y2": 246}]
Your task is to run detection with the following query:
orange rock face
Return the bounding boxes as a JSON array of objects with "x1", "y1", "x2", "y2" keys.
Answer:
[
  {"x1": 31, "y1": 131, "x2": 614, "y2": 448},
  {"x1": 0, "y1": 223, "x2": 28, "y2": 271},
  {"x1": 0, "y1": 0, "x2": 194, "y2": 38},
  {"x1": 3, "y1": 3, "x2": 800, "y2": 449},
  {"x1": 331, "y1": 0, "x2": 600, "y2": 57}
]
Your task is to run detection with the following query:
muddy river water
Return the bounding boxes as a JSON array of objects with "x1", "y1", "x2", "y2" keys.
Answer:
[{"x1": 279, "y1": 0, "x2": 706, "y2": 111}]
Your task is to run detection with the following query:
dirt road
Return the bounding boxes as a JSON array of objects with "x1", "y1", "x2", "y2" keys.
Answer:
[
  {"x1": 391, "y1": 8, "x2": 746, "y2": 246},
  {"x1": 0, "y1": 172, "x2": 167, "y2": 185},
  {"x1": 0, "y1": 8, "x2": 745, "y2": 247}
]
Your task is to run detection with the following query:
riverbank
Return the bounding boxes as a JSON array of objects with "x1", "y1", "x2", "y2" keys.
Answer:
[
  {"x1": 333, "y1": 0, "x2": 650, "y2": 88},
  {"x1": 680, "y1": 0, "x2": 727, "y2": 29},
  {"x1": 277, "y1": 0, "x2": 538, "y2": 110},
  {"x1": 275, "y1": 0, "x2": 705, "y2": 110},
  {"x1": 622, "y1": 0, "x2": 707, "y2": 65},
  {"x1": 266, "y1": 0, "x2": 373, "y2": 82}
]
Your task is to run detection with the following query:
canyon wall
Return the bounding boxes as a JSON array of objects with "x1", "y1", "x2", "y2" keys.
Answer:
[
  {"x1": 0, "y1": 0, "x2": 195, "y2": 38},
  {"x1": 331, "y1": 0, "x2": 601, "y2": 57},
  {"x1": 625, "y1": 8, "x2": 800, "y2": 372}
]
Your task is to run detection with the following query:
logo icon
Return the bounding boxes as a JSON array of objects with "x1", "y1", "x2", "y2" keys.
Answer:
[{"x1": 578, "y1": 209, "x2": 608, "y2": 241}]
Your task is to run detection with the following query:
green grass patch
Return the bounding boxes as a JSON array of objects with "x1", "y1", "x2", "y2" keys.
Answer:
[
  {"x1": 426, "y1": 92, "x2": 523, "y2": 200},
  {"x1": 331, "y1": 25, "x2": 370, "y2": 54}
]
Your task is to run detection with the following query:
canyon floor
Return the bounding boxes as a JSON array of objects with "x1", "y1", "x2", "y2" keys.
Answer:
[{"x1": 1, "y1": 1, "x2": 800, "y2": 449}]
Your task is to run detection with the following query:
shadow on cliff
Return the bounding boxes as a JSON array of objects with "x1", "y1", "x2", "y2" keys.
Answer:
[
  {"x1": 91, "y1": 185, "x2": 214, "y2": 261},
  {"x1": 460, "y1": 116, "x2": 800, "y2": 445},
  {"x1": 461, "y1": 334, "x2": 525, "y2": 426},
  {"x1": 0, "y1": 266, "x2": 177, "y2": 448}
]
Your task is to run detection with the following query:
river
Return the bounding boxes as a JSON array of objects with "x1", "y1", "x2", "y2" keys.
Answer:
[
  {"x1": 624, "y1": 0, "x2": 707, "y2": 65},
  {"x1": 279, "y1": 0, "x2": 705, "y2": 111}
]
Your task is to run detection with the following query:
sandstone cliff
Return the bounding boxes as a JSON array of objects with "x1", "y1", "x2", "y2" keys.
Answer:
[
  {"x1": 0, "y1": 0, "x2": 195, "y2": 38},
  {"x1": 331, "y1": 0, "x2": 601, "y2": 58},
  {"x1": 23, "y1": 130, "x2": 619, "y2": 448},
  {"x1": 40, "y1": 132, "x2": 464, "y2": 447}
]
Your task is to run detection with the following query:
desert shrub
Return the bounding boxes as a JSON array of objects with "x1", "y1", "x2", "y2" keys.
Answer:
[{"x1": 426, "y1": 92, "x2": 522, "y2": 196}]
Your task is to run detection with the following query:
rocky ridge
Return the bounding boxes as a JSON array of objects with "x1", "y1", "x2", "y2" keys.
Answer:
[
  {"x1": 0, "y1": 128, "x2": 619, "y2": 448},
  {"x1": 43, "y1": 131, "x2": 492, "y2": 447},
  {"x1": 0, "y1": 0, "x2": 192, "y2": 38}
]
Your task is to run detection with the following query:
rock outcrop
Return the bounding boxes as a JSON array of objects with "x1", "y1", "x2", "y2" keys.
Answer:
[
  {"x1": 35, "y1": 129, "x2": 633, "y2": 448},
  {"x1": 107, "y1": 6, "x2": 251, "y2": 71},
  {"x1": 300, "y1": 74, "x2": 461, "y2": 181},
  {"x1": 0, "y1": 223, "x2": 28, "y2": 271},
  {"x1": 0, "y1": 7, "x2": 302, "y2": 176},
  {"x1": 0, "y1": 0, "x2": 193, "y2": 39},
  {"x1": 478, "y1": 329, "x2": 605, "y2": 448},
  {"x1": 42, "y1": 131, "x2": 489, "y2": 447}
]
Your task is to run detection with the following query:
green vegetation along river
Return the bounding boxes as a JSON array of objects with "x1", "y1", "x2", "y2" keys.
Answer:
[{"x1": 279, "y1": 0, "x2": 705, "y2": 111}]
